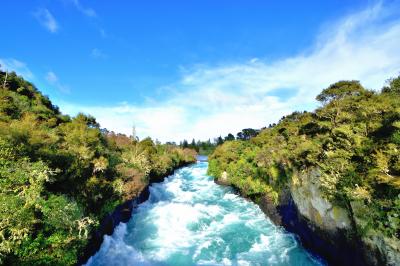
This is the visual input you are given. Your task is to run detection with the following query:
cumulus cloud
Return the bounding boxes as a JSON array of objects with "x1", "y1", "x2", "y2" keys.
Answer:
[
  {"x1": 0, "y1": 58, "x2": 34, "y2": 79},
  {"x1": 58, "y1": 2, "x2": 400, "y2": 143},
  {"x1": 46, "y1": 71, "x2": 70, "y2": 94},
  {"x1": 34, "y1": 8, "x2": 59, "y2": 33}
]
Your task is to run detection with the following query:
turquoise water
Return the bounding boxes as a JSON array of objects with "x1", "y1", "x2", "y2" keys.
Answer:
[{"x1": 86, "y1": 162, "x2": 324, "y2": 266}]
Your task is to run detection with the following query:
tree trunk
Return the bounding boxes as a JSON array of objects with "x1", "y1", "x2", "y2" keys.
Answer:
[{"x1": 2, "y1": 71, "x2": 7, "y2": 89}]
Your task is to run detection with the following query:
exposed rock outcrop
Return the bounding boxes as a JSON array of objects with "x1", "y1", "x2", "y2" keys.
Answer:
[
  {"x1": 283, "y1": 168, "x2": 366, "y2": 265},
  {"x1": 215, "y1": 171, "x2": 230, "y2": 186},
  {"x1": 290, "y1": 168, "x2": 351, "y2": 231},
  {"x1": 287, "y1": 168, "x2": 400, "y2": 266},
  {"x1": 215, "y1": 168, "x2": 400, "y2": 266}
]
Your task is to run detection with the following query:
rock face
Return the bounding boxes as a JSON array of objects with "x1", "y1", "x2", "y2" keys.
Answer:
[
  {"x1": 362, "y1": 234, "x2": 400, "y2": 266},
  {"x1": 215, "y1": 168, "x2": 400, "y2": 266},
  {"x1": 290, "y1": 168, "x2": 351, "y2": 231},
  {"x1": 283, "y1": 168, "x2": 366, "y2": 265},
  {"x1": 214, "y1": 171, "x2": 231, "y2": 186},
  {"x1": 281, "y1": 168, "x2": 400, "y2": 266}
]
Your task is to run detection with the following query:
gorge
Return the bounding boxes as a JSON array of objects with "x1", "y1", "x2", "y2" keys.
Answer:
[
  {"x1": 1, "y1": 69, "x2": 399, "y2": 266},
  {"x1": 3, "y1": 2, "x2": 400, "y2": 265},
  {"x1": 85, "y1": 160, "x2": 325, "y2": 266}
]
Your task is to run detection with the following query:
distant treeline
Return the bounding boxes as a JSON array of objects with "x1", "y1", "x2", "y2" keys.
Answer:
[{"x1": 173, "y1": 128, "x2": 262, "y2": 155}]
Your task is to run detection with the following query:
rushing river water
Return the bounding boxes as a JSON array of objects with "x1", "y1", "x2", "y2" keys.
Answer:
[{"x1": 86, "y1": 161, "x2": 325, "y2": 266}]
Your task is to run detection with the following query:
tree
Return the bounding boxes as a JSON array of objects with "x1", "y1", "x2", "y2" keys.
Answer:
[
  {"x1": 131, "y1": 125, "x2": 137, "y2": 140},
  {"x1": 224, "y1": 133, "x2": 235, "y2": 141},
  {"x1": 237, "y1": 128, "x2": 259, "y2": 140},
  {"x1": 182, "y1": 139, "x2": 189, "y2": 148},
  {"x1": 190, "y1": 138, "x2": 196, "y2": 147},
  {"x1": 139, "y1": 137, "x2": 157, "y2": 155},
  {"x1": 382, "y1": 76, "x2": 400, "y2": 94},
  {"x1": 316, "y1": 81, "x2": 367, "y2": 127},
  {"x1": 0, "y1": 64, "x2": 8, "y2": 89},
  {"x1": 216, "y1": 136, "x2": 224, "y2": 145},
  {"x1": 316, "y1": 80, "x2": 366, "y2": 104}
]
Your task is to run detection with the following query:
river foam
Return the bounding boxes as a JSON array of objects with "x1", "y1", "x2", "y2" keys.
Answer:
[{"x1": 85, "y1": 162, "x2": 325, "y2": 266}]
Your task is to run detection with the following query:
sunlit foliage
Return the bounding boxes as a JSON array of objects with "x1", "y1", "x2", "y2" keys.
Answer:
[
  {"x1": 0, "y1": 70, "x2": 197, "y2": 265},
  {"x1": 208, "y1": 76, "x2": 400, "y2": 240}
]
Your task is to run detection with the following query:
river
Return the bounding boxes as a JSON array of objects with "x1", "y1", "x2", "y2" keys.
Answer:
[{"x1": 85, "y1": 161, "x2": 325, "y2": 266}]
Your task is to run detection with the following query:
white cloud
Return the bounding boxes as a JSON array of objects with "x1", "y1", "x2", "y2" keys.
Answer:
[
  {"x1": 34, "y1": 8, "x2": 59, "y2": 33},
  {"x1": 57, "y1": 2, "x2": 400, "y2": 143},
  {"x1": 99, "y1": 28, "x2": 107, "y2": 38},
  {"x1": 0, "y1": 58, "x2": 34, "y2": 79},
  {"x1": 91, "y1": 48, "x2": 107, "y2": 59},
  {"x1": 69, "y1": 0, "x2": 97, "y2": 17},
  {"x1": 46, "y1": 71, "x2": 70, "y2": 93},
  {"x1": 45, "y1": 71, "x2": 58, "y2": 83}
]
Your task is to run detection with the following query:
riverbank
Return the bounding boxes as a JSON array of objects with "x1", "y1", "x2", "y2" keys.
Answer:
[
  {"x1": 213, "y1": 172, "x2": 399, "y2": 266},
  {"x1": 78, "y1": 160, "x2": 196, "y2": 265}
]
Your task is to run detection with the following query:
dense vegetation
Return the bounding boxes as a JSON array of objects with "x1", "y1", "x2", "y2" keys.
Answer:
[
  {"x1": 0, "y1": 70, "x2": 197, "y2": 265},
  {"x1": 178, "y1": 139, "x2": 217, "y2": 155},
  {"x1": 208, "y1": 77, "x2": 400, "y2": 240},
  {"x1": 178, "y1": 128, "x2": 260, "y2": 155}
]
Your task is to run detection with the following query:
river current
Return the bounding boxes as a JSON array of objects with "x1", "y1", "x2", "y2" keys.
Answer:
[{"x1": 86, "y1": 161, "x2": 325, "y2": 266}]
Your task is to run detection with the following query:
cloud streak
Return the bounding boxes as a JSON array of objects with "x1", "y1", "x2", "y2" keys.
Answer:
[
  {"x1": 0, "y1": 58, "x2": 34, "y2": 79},
  {"x1": 34, "y1": 8, "x2": 59, "y2": 33},
  {"x1": 69, "y1": 0, "x2": 97, "y2": 17},
  {"x1": 59, "y1": 2, "x2": 400, "y2": 142},
  {"x1": 91, "y1": 48, "x2": 107, "y2": 59},
  {"x1": 46, "y1": 71, "x2": 70, "y2": 94}
]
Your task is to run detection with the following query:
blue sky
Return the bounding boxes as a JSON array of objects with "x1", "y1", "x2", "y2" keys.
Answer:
[{"x1": 1, "y1": 0, "x2": 400, "y2": 142}]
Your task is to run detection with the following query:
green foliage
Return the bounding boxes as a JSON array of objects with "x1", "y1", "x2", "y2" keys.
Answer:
[
  {"x1": 180, "y1": 138, "x2": 216, "y2": 155},
  {"x1": 316, "y1": 80, "x2": 366, "y2": 104},
  {"x1": 236, "y1": 128, "x2": 260, "y2": 140},
  {"x1": 0, "y1": 71, "x2": 197, "y2": 265},
  {"x1": 178, "y1": 128, "x2": 259, "y2": 155},
  {"x1": 208, "y1": 76, "x2": 400, "y2": 240},
  {"x1": 382, "y1": 76, "x2": 400, "y2": 94}
]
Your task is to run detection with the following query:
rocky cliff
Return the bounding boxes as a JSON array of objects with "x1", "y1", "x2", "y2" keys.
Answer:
[{"x1": 215, "y1": 169, "x2": 400, "y2": 266}]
